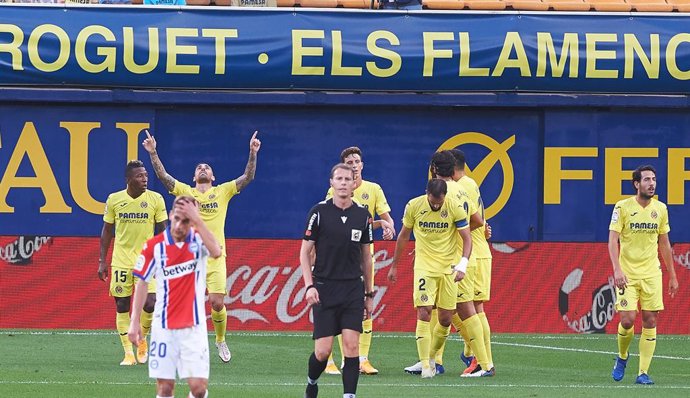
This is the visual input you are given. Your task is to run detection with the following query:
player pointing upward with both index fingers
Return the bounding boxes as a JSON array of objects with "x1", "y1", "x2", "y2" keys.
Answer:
[{"x1": 143, "y1": 129, "x2": 261, "y2": 363}]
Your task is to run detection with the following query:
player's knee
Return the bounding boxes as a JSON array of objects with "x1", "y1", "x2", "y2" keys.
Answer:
[
  {"x1": 188, "y1": 387, "x2": 207, "y2": 398},
  {"x1": 156, "y1": 383, "x2": 174, "y2": 397},
  {"x1": 115, "y1": 297, "x2": 131, "y2": 313},
  {"x1": 209, "y1": 296, "x2": 225, "y2": 311},
  {"x1": 143, "y1": 295, "x2": 156, "y2": 313},
  {"x1": 620, "y1": 318, "x2": 635, "y2": 329},
  {"x1": 314, "y1": 347, "x2": 331, "y2": 361}
]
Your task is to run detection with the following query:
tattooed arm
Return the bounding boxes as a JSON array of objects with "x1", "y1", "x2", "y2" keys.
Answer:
[
  {"x1": 235, "y1": 131, "x2": 261, "y2": 192},
  {"x1": 142, "y1": 130, "x2": 176, "y2": 192}
]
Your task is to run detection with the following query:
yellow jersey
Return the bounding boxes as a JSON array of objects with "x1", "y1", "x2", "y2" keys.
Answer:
[
  {"x1": 103, "y1": 189, "x2": 167, "y2": 269},
  {"x1": 172, "y1": 180, "x2": 238, "y2": 256},
  {"x1": 609, "y1": 196, "x2": 670, "y2": 280},
  {"x1": 458, "y1": 175, "x2": 492, "y2": 260},
  {"x1": 327, "y1": 179, "x2": 391, "y2": 255},
  {"x1": 402, "y1": 194, "x2": 469, "y2": 276}
]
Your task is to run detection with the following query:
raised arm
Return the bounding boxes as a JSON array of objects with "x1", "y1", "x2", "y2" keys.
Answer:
[
  {"x1": 235, "y1": 131, "x2": 262, "y2": 192},
  {"x1": 142, "y1": 130, "x2": 176, "y2": 192},
  {"x1": 98, "y1": 222, "x2": 115, "y2": 281},
  {"x1": 659, "y1": 233, "x2": 678, "y2": 298}
]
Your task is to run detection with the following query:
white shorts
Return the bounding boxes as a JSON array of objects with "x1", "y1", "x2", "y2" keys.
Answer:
[{"x1": 148, "y1": 324, "x2": 210, "y2": 380}]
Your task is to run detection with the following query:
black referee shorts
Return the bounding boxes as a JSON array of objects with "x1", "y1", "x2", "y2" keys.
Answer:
[{"x1": 312, "y1": 278, "x2": 365, "y2": 340}]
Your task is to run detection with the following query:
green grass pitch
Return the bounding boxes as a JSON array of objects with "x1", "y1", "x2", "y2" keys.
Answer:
[{"x1": 1, "y1": 331, "x2": 689, "y2": 397}]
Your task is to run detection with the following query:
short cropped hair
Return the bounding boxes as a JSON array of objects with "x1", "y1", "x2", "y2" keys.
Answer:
[
  {"x1": 427, "y1": 178, "x2": 447, "y2": 198},
  {"x1": 632, "y1": 165, "x2": 656, "y2": 190},
  {"x1": 125, "y1": 160, "x2": 145, "y2": 178},
  {"x1": 430, "y1": 151, "x2": 456, "y2": 178},
  {"x1": 173, "y1": 195, "x2": 197, "y2": 207},
  {"x1": 340, "y1": 147, "x2": 362, "y2": 163},
  {"x1": 330, "y1": 163, "x2": 355, "y2": 179},
  {"x1": 450, "y1": 149, "x2": 466, "y2": 170}
]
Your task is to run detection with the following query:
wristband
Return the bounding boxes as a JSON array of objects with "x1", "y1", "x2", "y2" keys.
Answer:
[
  {"x1": 453, "y1": 257, "x2": 469, "y2": 273},
  {"x1": 364, "y1": 290, "x2": 376, "y2": 298},
  {"x1": 305, "y1": 284, "x2": 316, "y2": 293}
]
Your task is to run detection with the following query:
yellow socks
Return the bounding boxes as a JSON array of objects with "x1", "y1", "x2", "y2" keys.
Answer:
[
  {"x1": 360, "y1": 318, "x2": 373, "y2": 359},
  {"x1": 116, "y1": 312, "x2": 132, "y2": 354},
  {"x1": 639, "y1": 327, "x2": 657, "y2": 375},
  {"x1": 140, "y1": 310, "x2": 153, "y2": 340},
  {"x1": 429, "y1": 323, "x2": 450, "y2": 363},
  {"x1": 478, "y1": 312, "x2": 493, "y2": 365},
  {"x1": 617, "y1": 323, "x2": 634, "y2": 360},
  {"x1": 415, "y1": 320, "x2": 431, "y2": 366},
  {"x1": 211, "y1": 307, "x2": 227, "y2": 343},
  {"x1": 464, "y1": 314, "x2": 490, "y2": 369},
  {"x1": 430, "y1": 309, "x2": 445, "y2": 364},
  {"x1": 452, "y1": 313, "x2": 473, "y2": 357}
]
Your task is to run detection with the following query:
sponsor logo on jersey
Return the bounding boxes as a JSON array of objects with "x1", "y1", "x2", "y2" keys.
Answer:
[
  {"x1": 161, "y1": 260, "x2": 198, "y2": 278},
  {"x1": 418, "y1": 221, "x2": 449, "y2": 229},
  {"x1": 629, "y1": 222, "x2": 658, "y2": 230},
  {"x1": 118, "y1": 212, "x2": 149, "y2": 219},
  {"x1": 351, "y1": 229, "x2": 362, "y2": 242}
]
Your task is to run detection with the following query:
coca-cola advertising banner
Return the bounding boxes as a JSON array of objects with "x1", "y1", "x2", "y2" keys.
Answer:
[{"x1": 1, "y1": 237, "x2": 689, "y2": 334}]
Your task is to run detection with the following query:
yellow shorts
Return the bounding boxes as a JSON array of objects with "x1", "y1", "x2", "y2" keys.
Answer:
[
  {"x1": 413, "y1": 270, "x2": 457, "y2": 310},
  {"x1": 110, "y1": 266, "x2": 156, "y2": 297},
  {"x1": 615, "y1": 275, "x2": 664, "y2": 312},
  {"x1": 206, "y1": 255, "x2": 228, "y2": 294},
  {"x1": 456, "y1": 263, "x2": 477, "y2": 303},
  {"x1": 473, "y1": 258, "x2": 492, "y2": 302}
]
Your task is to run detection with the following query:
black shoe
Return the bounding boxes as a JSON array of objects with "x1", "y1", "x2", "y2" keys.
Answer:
[{"x1": 305, "y1": 383, "x2": 318, "y2": 398}]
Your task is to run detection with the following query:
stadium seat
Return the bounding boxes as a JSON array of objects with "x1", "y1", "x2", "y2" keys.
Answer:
[
  {"x1": 667, "y1": 0, "x2": 690, "y2": 11},
  {"x1": 423, "y1": 0, "x2": 465, "y2": 9},
  {"x1": 339, "y1": 0, "x2": 379, "y2": 8},
  {"x1": 587, "y1": 0, "x2": 632, "y2": 10},
  {"x1": 508, "y1": 0, "x2": 549, "y2": 10},
  {"x1": 299, "y1": 0, "x2": 338, "y2": 6},
  {"x1": 546, "y1": 0, "x2": 591, "y2": 10},
  {"x1": 625, "y1": 0, "x2": 673, "y2": 11},
  {"x1": 465, "y1": 0, "x2": 507, "y2": 9}
]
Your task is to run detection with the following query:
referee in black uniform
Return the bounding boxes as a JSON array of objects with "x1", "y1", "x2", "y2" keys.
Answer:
[{"x1": 300, "y1": 163, "x2": 375, "y2": 398}]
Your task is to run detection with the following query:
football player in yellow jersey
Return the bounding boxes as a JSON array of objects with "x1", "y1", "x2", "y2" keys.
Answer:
[
  {"x1": 609, "y1": 165, "x2": 678, "y2": 385},
  {"x1": 451, "y1": 149, "x2": 495, "y2": 376},
  {"x1": 99, "y1": 160, "x2": 168, "y2": 366},
  {"x1": 425, "y1": 150, "x2": 492, "y2": 377},
  {"x1": 323, "y1": 147, "x2": 395, "y2": 375},
  {"x1": 388, "y1": 178, "x2": 472, "y2": 378},
  {"x1": 142, "y1": 130, "x2": 261, "y2": 363}
]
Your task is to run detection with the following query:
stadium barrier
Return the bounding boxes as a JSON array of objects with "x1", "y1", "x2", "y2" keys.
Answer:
[{"x1": 1, "y1": 237, "x2": 688, "y2": 334}]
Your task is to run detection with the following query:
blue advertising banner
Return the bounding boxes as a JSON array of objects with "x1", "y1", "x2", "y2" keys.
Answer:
[
  {"x1": 0, "y1": 6, "x2": 689, "y2": 93},
  {"x1": 0, "y1": 104, "x2": 688, "y2": 242}
]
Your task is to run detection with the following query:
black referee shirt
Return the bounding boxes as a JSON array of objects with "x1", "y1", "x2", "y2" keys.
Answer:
[{"x1": 303, "y1": 199, "x2": 373, "y2": 281}]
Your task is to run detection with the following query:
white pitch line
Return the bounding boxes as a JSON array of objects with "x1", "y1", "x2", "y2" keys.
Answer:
[
  {"x1": 493, "y1": 341, "x2": 690, "y2": 361},
  {"x1": 4, "y1": 330, "x2": 690, "y2": 341},
  {"x1": 1, "y1": 380, "x2": 689, "y2": 390}
]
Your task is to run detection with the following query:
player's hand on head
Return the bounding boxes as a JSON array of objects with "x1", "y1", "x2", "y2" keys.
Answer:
[
  {"x1": 142, "y1": 130, "x2": 157, "y2": 153},
  {"x1": 249, "y1": 131, "x2": 261, "y2": 154},
  {"x1": 176, "y1": 198, "x2": 200, "y2": 222}
]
